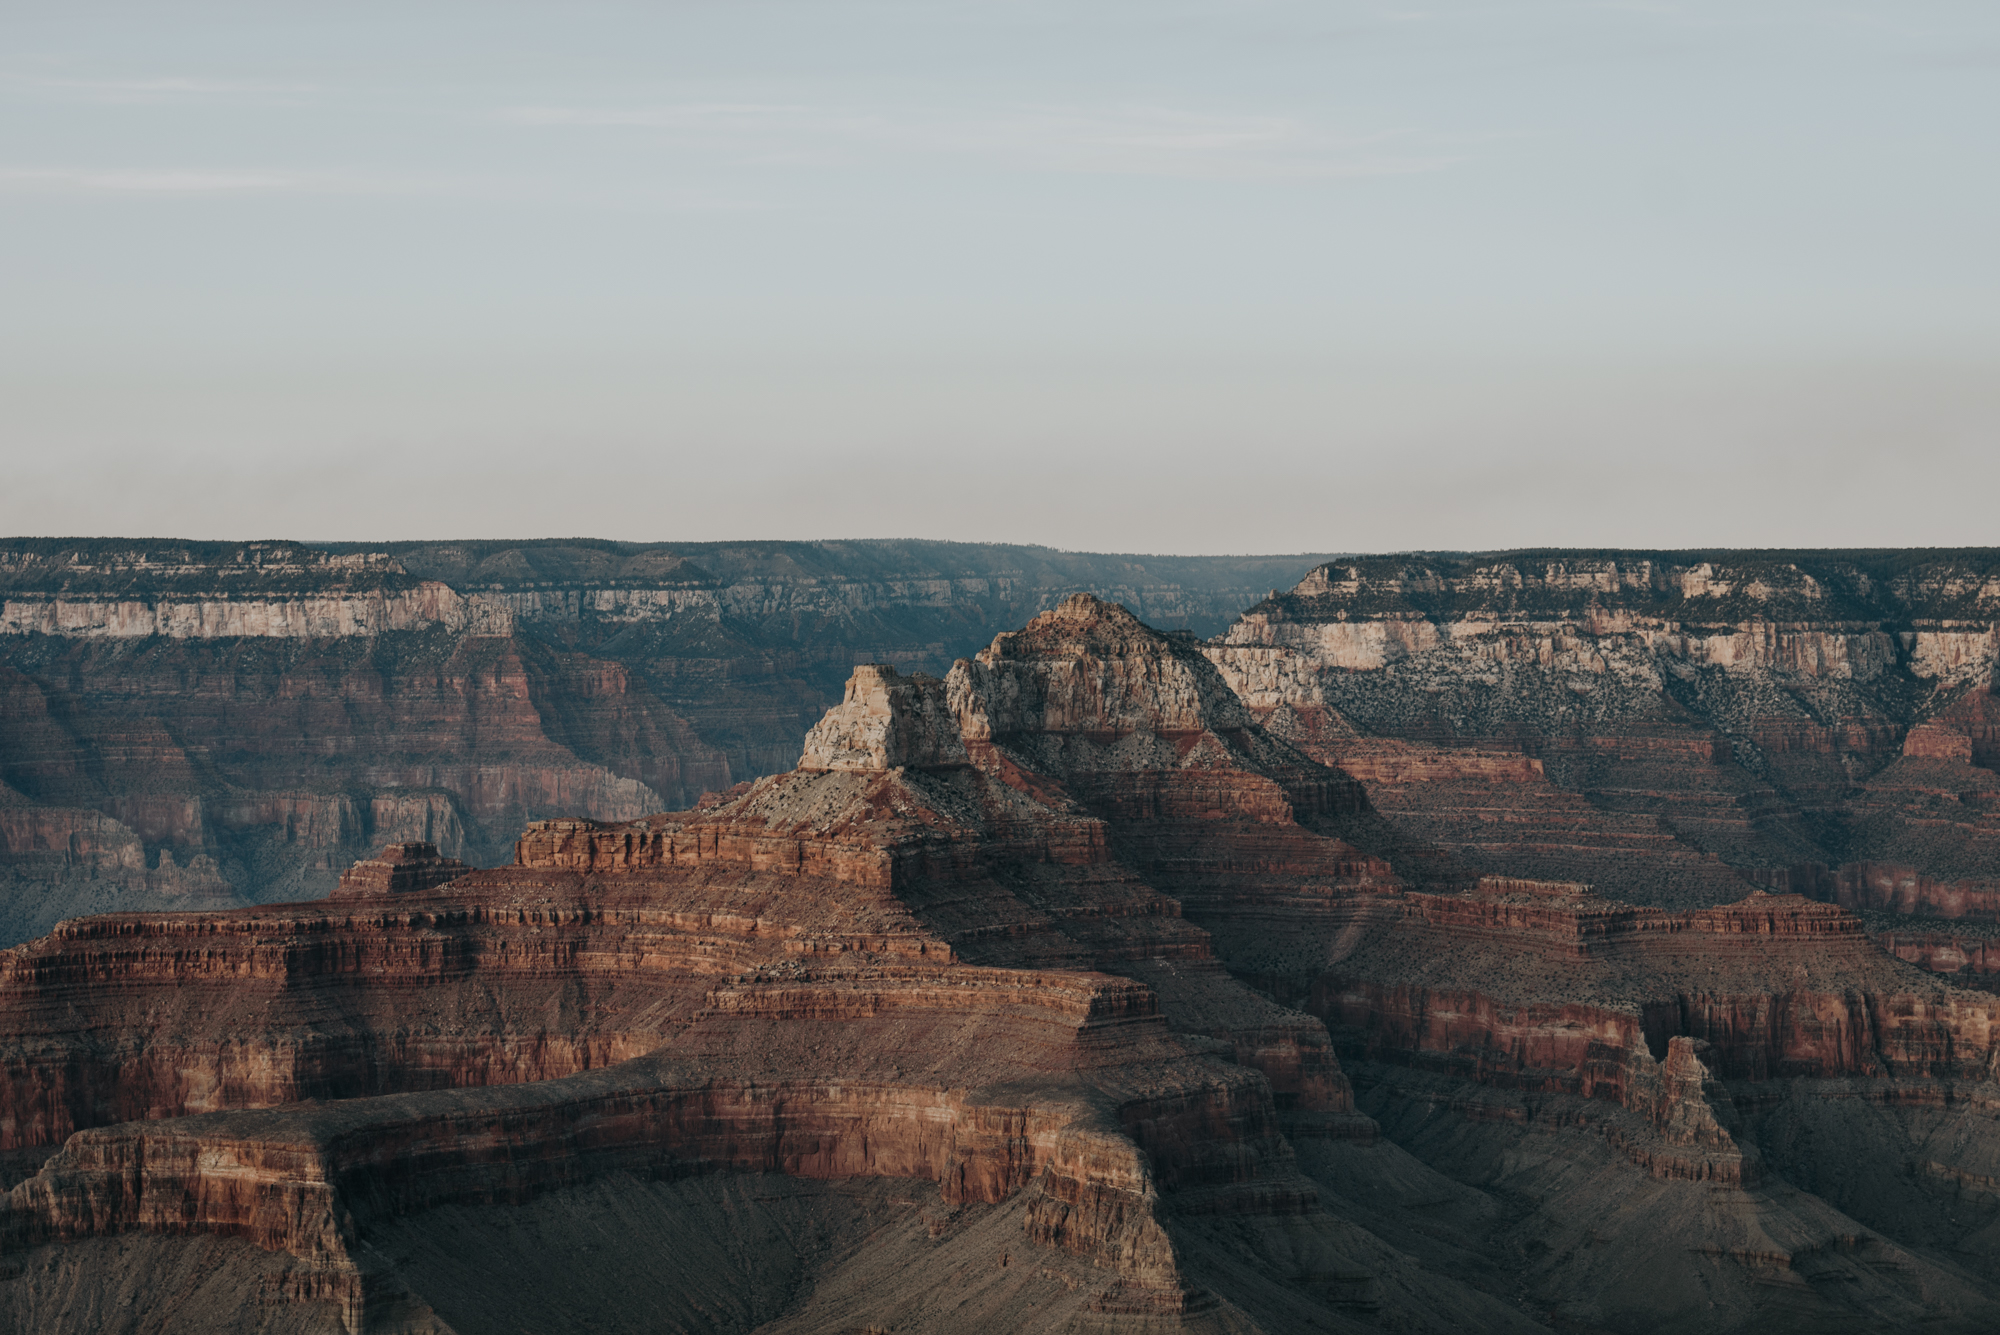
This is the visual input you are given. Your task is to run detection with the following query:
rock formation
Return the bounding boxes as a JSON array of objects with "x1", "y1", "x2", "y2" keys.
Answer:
[
  {"x1": 1206, "y1": 554, "x2": 2000, "y2": 934},
  {"x1": 331, "y1": 841, "x2": 472, "y2": 897},
  {"x1": 3, "y1": 590, "x2": 2000, "y2": 1332},
  {"x1": 9, "y1": 542, "x2": 1999, "y2": 959},
  {"x1": 0, "y1": 539, "x2": 1345, "y2": 940},
  {"x1": 799, "y1": 665, "x2": 971, "y2": 772}
]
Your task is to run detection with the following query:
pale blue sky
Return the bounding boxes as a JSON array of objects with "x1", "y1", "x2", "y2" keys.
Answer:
[{"x1": 2, "y1": 1, "x2": 1994, "y2": 551}]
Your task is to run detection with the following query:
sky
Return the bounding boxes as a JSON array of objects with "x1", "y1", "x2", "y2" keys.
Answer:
[{"x1": 1, "y1": 0, "x2": 1995, "y2": 553}]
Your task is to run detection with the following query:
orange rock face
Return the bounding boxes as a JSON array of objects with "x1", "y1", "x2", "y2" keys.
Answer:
[
  {"x1": 4, "y1": 587, "x2": 2000, "y2": 1333},
  {"x1": 0, "y1": 539, "x2": 1351, "y2": 947},
  {"x1": 0, "y1": 602, "x2": 1384, "y2": 1326},
  {"x1": 330, "y1": 841, "x2": 471, "y2": 897}
]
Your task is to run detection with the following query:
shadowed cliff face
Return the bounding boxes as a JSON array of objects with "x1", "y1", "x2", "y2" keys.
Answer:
[
  {"x1": 0, "y1": 540, "x2": 1345, "y2": 943},
  {"x1": 5, "y1": 593, "x2": 2000, "y2": 1333},
  {"x1": 1206, "y1": 553, "x2": 2000, "y2": 930},
  {"x1": 4, "y1": 545, "x2": 2000, "y2": 1333},
  {"x1": 9, "y1": 542, "x2": 2000, "y2": 958},
  {"x1": 0, "y1": 602, "x2": 1433, "y2": 1332}
]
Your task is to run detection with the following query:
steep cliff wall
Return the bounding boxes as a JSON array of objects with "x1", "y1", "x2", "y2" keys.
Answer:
[
  {"x1": 5, "y1": 594, "x2": 2000, "y2": 1333},
  {"x1": 0, "y1": 647, "x2": 1370, "y2": 1329},
  {"x1": 0, "y1": 540, "x2": 1343, "y2": 943},
  {"x1": 14, "y1": 543, "x2": 1996, "y2": 948},
  {"x1": 1207, "y1": 552, "x2": 2000, "y2": 915}
]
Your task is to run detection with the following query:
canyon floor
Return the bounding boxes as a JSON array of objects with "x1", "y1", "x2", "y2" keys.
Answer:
[{"x1": 2, "y1": 548, "x2": 2000, "y2": 1332}]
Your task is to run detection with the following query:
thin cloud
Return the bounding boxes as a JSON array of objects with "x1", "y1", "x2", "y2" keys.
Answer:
[
  {"x1": 1914, "y1": 45, "x2": 2000, "y2": 69},
  {"x1": 0, "y1": 167, "x2": 310, "y2": 194},
  {"x1": 0, "y1": 165, "x2": 766, "y2": 212},
  {"x1": 501, "y1": 104, "x2": 811, "y2": 129},
  {"x1": 960, "y1": 105, "x2": 1452, "y2": 180},
  {"x1": 2, "y1": 74, "x2": 320, "y2": 103},
  {"x1": 500, "y1": 100, "x2": 1459, "y2": 181}
]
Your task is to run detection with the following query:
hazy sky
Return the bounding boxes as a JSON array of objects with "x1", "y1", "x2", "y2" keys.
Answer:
[{"x1": 2, "y1": 1, "x2": 1994, "y2": 552}]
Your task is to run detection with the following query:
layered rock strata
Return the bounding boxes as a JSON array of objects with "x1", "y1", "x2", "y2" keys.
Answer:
[
  {"x1": 331, "y1": 842, "x2": 471, "y2": 897},
  {"x1": 0, "y1": 539, "x2": 1345, "y2": 938},
  {"x1": 1206, "y1": 554, "x2": 2000, "y2": 931},
  {"x1": 3, "y1": 591, "x2": 2000, "y2": 1332},
  {"x1": 0, "y1": 612, "x2": 1416, "y2": 1330},
  {"x1": 9, "y1": 542, "x2": 2000, "y2": 956}
]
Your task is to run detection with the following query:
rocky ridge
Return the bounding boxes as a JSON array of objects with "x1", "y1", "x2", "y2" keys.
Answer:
[
  {"x1": 2, "y1": 593, "x2": 1999, "y2": 1331},
  {"x1": 1207, "y1": 553, "x2": 2000, "y2": 925},
  {"x1": 0, "y1": 539, "x2": 1343, "y2": 942}
]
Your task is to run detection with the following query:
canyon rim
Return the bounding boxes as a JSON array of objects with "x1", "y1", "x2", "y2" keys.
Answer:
[{"x1": 0, "y1": 543, "x2": 1998, "y2": 1331}]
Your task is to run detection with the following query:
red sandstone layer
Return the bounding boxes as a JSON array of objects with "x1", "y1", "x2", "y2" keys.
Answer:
[{"x1": 5, "y1": 586, "x2": 2000, "y2": 1332}]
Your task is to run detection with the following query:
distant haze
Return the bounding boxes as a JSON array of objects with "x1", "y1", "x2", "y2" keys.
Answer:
[{"x1": 2, "y1": 1, "x2": 1995, "y2": 552}]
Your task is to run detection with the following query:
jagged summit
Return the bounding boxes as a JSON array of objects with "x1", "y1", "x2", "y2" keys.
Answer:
[
  {"x1": 952, "y1": 591, "x2": 1252, "y2": 745},
  {"x1": 797, "y1": 664, "x2": 970, "y2": 772},
  {"x1": 990, "y1": 590, "x2": 1156, "y2": 648}
]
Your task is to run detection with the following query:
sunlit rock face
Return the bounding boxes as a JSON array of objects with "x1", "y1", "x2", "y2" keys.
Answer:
[
  {"x1": 5, "y1": 567, "x2": 2000, "y2": 1333},
  {"x1": 0, "y1": 621, "x2": 1389, "y2": 1331},
  {"x1": 0, "y1": 539, "x2": 1342, "y2": 941},
  {"x1": 1202, "y1": 553, "x2": 2000, "y2": 916},
  {"x1": 799, "y1": 665, "x2": 971, "y2": 772}
]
